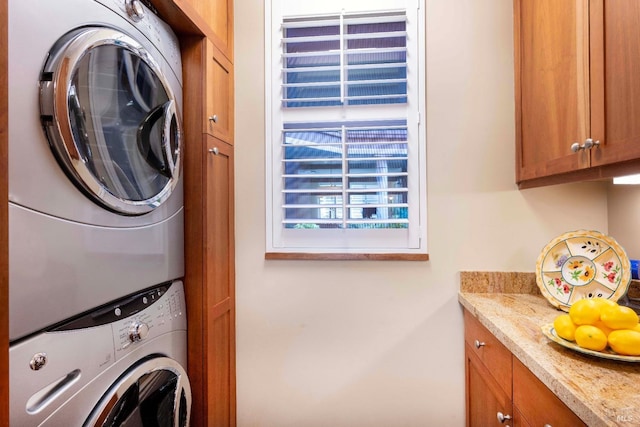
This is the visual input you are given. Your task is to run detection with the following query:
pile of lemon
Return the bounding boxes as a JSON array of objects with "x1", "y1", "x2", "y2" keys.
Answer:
[{"x1": 553, "y1": 298, "x2": 640, "y2": 356}]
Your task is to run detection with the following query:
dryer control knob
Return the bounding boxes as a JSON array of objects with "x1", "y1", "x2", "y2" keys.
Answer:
[
  {"x1": 128, "y1": 321, "x2": 150, "y2": 343},
  {"x1": 125, "y1": 0, "x2": 145, "y2": 22}
]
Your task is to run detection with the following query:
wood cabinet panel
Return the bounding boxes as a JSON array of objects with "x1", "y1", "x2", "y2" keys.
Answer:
[
  {"x1": 183, "y1": 0, "x2": 233, "y2": 56},
  {"x1": 590, "y1": 0, "x2": 640, "y2": 166},
  {"x1": 515, "y1": 0, "x2": 640, "y2": 187},
  {"x1": 463, "y1": 310, "x2": 512, "y2": 397},
  {"x1": 466, "y1": 344, "x2": 513, "y2": 427},
  {"x1": 205, "y1": 138, "x2": 233, "y2": 306},
  {"x1": 207, "y1": 308, "x2": 234, "y2": 427},
  {"x1": 205, "y1": 40, "x2": 233, "y2": 144},
  {"x1": 513, "y1": 357, "x2": 586, "y2": 427},
  {"x1": 203, "y1": 137, "x2": 235, "y2": 427},
  {"x1": 182, "y1": 36, "x2": 235, "y2": 427},
  {"x1": 516, "y1": 0, "x2": 590, "y2": 182}
]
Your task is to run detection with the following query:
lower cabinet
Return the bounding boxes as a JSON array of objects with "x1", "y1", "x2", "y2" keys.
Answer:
[{"x1": 464, "y1": 310, "x2": 586, "y2": 427}]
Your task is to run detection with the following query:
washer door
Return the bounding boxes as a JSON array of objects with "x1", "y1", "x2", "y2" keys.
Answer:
[
  {"x1": 40, "y1": 26, "x2": 181, "y2": 216},
  {"x1": 85, "y1": 357, "x2": 191, "y2": 427}
]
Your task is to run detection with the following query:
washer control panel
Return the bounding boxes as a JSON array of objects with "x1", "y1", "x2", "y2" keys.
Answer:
[
  {"x1": 110, "y1": 282, "x2": 186, "y2": 360},
  {"x1": 49, "y1": 281, "x2": 186, "y2": 360}
]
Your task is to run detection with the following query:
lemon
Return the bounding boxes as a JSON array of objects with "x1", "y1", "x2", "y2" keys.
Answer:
[
  {"x1": 600, "y1": 305, "x2": 639, "y2": 330},
  {"x1": 553, "y1": 314, "x2": 577, "y2": 341},
  {"x1": 574, "y1": 325, "x2": 608, "y2": 351},
  {"x1": 569, "y1": 299, "x2": 601, "y2": 325},
  {"x1": 593, "y1": 319, "x2": 613, "y2": 337},
  {"x1": 591, "y1": 297, "x2": 617, "y2": 311},
  {"x1": 608, "y1": 329, "x2": 640, "y2": 356}
]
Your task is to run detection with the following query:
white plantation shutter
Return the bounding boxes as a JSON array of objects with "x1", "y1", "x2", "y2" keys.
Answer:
[
  {"x1": 281, "y1": 12, "x2": 408, "y2": 107},
  {"x1": 266, "y1": 1, "x2": 426, "y2": 254},
  {"x1": 282, "y1": 120, "x2": 409, "y2": 229}
]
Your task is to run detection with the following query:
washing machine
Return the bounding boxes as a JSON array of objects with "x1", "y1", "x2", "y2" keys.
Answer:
[
  {"x1": 10, "y1": 280, "x2": 191, "y2": 426},
  {"x1": 8, "y1": 0, "x2": 184, "y2": 340}
]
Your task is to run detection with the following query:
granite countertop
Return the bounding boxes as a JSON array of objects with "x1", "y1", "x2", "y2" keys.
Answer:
[{"x1": 459, "y1": 272, "x2": 640, "y2": 427}]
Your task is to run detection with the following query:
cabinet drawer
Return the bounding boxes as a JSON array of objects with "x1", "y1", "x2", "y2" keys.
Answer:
[
  {"x1": 513, "y1": 357, "x2": 586, "y2": 427},
  {"x1": 464, "y1": 311, "x2": 512, "y2": 397}
]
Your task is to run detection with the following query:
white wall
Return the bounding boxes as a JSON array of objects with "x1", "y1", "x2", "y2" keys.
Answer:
[{"x1": 234, "y1": 0, "x2": 609, "y2": 425}]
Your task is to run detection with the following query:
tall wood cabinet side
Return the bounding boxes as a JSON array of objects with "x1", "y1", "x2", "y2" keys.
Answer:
[{"x1": 181, "y1": 35, "x2": 208, "y2": 427}]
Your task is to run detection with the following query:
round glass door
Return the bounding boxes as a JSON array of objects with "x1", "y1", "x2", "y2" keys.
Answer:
[
  {"x1": 40, "y1": 27, "x2": 181, "y2": 215},
  {"x1": 85, "y1": 357, "x2": 191, "y2": 427}
]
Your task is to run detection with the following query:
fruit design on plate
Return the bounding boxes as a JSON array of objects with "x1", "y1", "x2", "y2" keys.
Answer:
[
  {"x1": 536, "y1": 231, "x2": 631, "y2": 310},
  {"x1": 552, "y1": 298, "x2": 640, "y2": 356}
]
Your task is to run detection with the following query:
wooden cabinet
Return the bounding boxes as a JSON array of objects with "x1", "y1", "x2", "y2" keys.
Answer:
[
  {"x1": 464, "y1": 311, "x2": 513, "y2": 426},
  {"x1": 181, "y1": 0, "x2": 233, "y2": 57},
  {"x1": 515, "y1": 0, "x2": 640, "y2": 188},
  {"x1": 464, "y1": 311, "x2": 585, "y2": 427},
  {"x1": 204, "y1": 138, "x2": 236, "y2": 426},
  {"x1": 513, "y1": 357, "x2": 585, "y2": 427},
  {"x1": 182, "y1": 36, "x2": 235, "y2": 427},
  {"x1": 205, "y1": 40, "x2": 233, "y2": 144}
]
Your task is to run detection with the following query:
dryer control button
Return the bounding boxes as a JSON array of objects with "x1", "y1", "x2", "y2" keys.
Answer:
[
  {"x1": 30, "y1": 353, "x2": 47, "y2": 371},
  {"x1": 125, "y1": 0, "x2": 145, "y2": 22},
  {"x1": 128, "y1": 321, "x2": 150, "y2": 343}
]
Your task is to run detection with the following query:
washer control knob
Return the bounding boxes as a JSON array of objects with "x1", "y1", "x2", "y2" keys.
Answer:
[
  {"x1": 128, "y1": 321, "x2": 150, "y2": 343},
  {"x1": 30, "y1": 353, "x2": 47, "y2": 371},
  {"x1": 125, "y1": 0, "x2": 145, "y2": 22}
]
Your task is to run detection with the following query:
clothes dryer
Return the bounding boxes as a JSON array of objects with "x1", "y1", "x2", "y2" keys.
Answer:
[
  {"x1": 8, "y1": 0, "x2": 184, "y2": 340},
  {"x1": 10, "y1": 280, "x2": 191, "y2": 426}
]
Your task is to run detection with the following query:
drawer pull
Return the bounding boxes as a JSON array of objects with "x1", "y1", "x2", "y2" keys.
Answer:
[
  {"x1": 474, "y1": 339, "x2": 485, "y2": 349},
  {"x1": 497, "y1": 412, "x2": 511, "y2": 423},
  {"x1": 544, "y1": 425, "x2": 552, "y2": 427},
  {"x1": 209, "y1": 114, "x2": 219, "y2": 123}
]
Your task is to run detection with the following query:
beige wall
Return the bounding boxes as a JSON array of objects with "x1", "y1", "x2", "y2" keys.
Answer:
[
  {"x1": 233, "y1": 0, "x2": 609, "y2": 425},
  {"x1": 608, "y1": 184, "x2": 640, "y2": 260}
]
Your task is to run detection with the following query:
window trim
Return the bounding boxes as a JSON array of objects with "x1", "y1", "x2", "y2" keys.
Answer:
[{"x1": 265, "y1": 0, "x2": 427, "y2": 259}]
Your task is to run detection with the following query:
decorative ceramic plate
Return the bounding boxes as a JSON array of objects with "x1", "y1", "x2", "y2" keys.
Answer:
[
  {"x1": 536, "y1": 230, "x2": 631, "y2": 311},
  {"x1": 541, "y1": 323, "x2": 640, "y2": 362}
]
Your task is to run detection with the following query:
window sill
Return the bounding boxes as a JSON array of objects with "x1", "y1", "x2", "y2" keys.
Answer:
[{"x1": 265, "y1": 252, "x2": 429, "y2": 261}]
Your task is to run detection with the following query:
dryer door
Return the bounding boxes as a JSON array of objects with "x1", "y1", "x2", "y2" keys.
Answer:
[
  {"x1": 40, "y1": 27, "x2": 181, "y2": 216},
  {"x1": 85, "y1": 357, "x2": 191, "y2": 427}
]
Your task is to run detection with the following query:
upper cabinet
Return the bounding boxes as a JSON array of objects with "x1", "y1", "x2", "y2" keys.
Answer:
[
  {"x1": 515, "y1": 0, "x2": 640, "y2": 188},
  {"x1": 181, "y1": 0, "x2": 234, "y2": 58},
  {"x1": 205, "y1": 40, "x2": 234, "y2": 144}
]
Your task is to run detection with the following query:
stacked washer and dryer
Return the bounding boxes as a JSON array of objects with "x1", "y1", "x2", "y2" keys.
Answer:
[{"x1": 8, "y1": 0, "x2": 191, "y2": 425}]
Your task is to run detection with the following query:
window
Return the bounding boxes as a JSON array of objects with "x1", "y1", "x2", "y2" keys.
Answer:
[{"x1": 266, "y1": 0, "x2": 426, "y2": 257}]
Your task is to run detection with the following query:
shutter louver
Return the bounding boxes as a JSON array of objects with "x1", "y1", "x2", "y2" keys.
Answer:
[
  {"x1": 282, "y1": 120, "x2": 409, "y2": 229},
  {"x1": 281, "y1": 12, "x2": 408, "y2": 108}
]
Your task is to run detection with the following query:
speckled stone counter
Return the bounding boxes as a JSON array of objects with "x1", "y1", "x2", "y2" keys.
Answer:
[{"x1": 459, "y1": 272, "x2": 640, "y2": 427}]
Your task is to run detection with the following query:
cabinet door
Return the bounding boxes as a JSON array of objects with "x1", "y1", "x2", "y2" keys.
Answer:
[
  {"x1": 182, "y1": 0, "x2": 233, "y2": 55},
  {"x1": 513, "y1": 357, "x2": 586, "y2": 427},
  {"x1": 464, "y1": 311, "x2": 512, "y2": 398},
  {"x1": 204, "y1": 137, "x2": 236, "y2": 427},
  {"x1": 466, "y1": 344, "x2": 513, "y2": 427},
  {"x1": 590, "y1": 0, "x2": 640, "y2": 166},
  {"x1": 205, "y1": 40, "x2": 234, "y2": 144},
  {"x1": 515, "y1": 0, "x2": 591, "y2": 183}
]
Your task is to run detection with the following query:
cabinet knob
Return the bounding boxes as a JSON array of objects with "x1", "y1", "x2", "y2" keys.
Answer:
[
  {"x1": 570, "y1": 138, "x2": 600, "y2": 152},
  {"x1": 474, "y1": 339, "x2": 485, "y2": 349},
  {"x1": 544, "y1": 424, "x2": 552, "y2": 427},
  {"x1": 208, "y1": 147, "x2": 219, "y2": 155},
  {"x1": 497, "y1": 412, "x2": 512, "y2": 423},
  {"x1": 209, "y1": 114, "x2": 218, "y2": 123}
]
